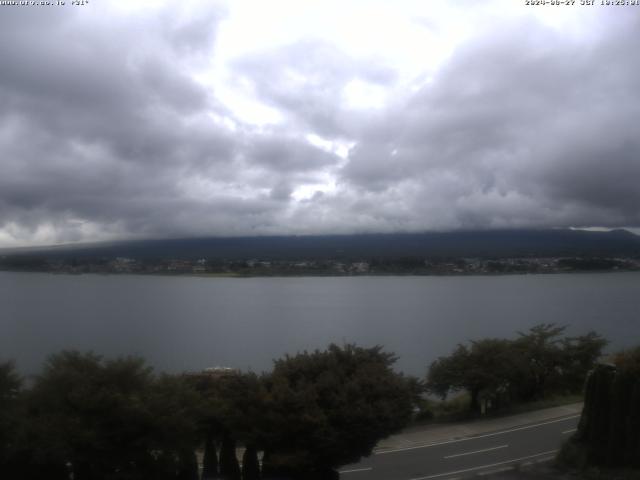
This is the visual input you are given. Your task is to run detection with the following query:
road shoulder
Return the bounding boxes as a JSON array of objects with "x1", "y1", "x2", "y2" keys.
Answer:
[{"x1": 375, "y1": 403, "x2": 583, "y2": 454}]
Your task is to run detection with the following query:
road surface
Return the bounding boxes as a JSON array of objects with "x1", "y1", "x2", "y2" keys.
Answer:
[{"x1": 339, "y1": 414, "x2": 579, "y2": 480}]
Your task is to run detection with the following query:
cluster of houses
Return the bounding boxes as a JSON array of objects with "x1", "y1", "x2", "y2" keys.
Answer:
[{"x1": 15, "y1": 255, "x2": 639, "y2": 276}]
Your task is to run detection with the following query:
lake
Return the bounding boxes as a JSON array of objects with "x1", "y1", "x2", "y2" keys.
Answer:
[{"x1": 1, "y1": 271, "x2": 639, "y2": 376}]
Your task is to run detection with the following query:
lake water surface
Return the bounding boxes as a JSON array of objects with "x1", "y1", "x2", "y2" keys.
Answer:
[{"x1": 1, "y1": 271, "x2": 639, "y2": 376}]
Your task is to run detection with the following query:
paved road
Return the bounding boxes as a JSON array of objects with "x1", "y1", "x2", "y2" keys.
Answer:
[{"x1": 339, "y1": 414, "x2": 579, "y2": 480}]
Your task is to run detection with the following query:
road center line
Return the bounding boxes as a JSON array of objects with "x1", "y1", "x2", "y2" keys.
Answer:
[
  {"x1": 376, "y1": 415, "x2": 579, "y2": 455},
  {"x1": 444, "y1": 444, "x2": 508, "y2": 459},
  {"x1": 409, "y1": 449, "x2": 558, "y2": 480},
  {"x1": 339, "y1": 467, "x2": 373, "y2": 474},
  {"x1": 562, "y1": 428, "x2": 577, "y2": 434}
]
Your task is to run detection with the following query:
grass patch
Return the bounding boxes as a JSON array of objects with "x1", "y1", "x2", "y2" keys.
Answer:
[
  {"x1": 493, "y1": 393, "x2": 583, "y2": 416},
  {"x1": 412, "y1": 393, "x2": 473, "y2": 425},
  {"x1": 411, "y1": 393, "x2": 583, "y2": 427}
]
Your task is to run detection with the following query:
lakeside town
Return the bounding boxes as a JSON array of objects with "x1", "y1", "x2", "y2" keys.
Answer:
[{"x1": 2, "y1": 254, "x2": 639, "y2": 276}]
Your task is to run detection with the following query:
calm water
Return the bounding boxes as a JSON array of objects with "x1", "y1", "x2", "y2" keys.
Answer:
[{"x1": 1, "y1": 272, "x2": 639, "y2": 376}]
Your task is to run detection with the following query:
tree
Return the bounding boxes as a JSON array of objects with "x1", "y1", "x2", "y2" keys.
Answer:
[
  {"x1": 427, "y1": 339, "x2": 514, "y2": 413},
  {"x1": 219, "y1": 433, "x2": 241, "y2": 480},
  {"x1": 177, "y1": 449, "x2": 199, "y2": 480},
  {"x1": 202, "y1": 433, "x2": 219, "y2": 479},
  {"x1": 17, "y1": 351, "x2": 203, "y2": 480},
  {"x1": 242, "y1": 445, "x2": 260, "y2": 480},
  {"x1": 260, "y1": 344, "x2": 414, "y2": 478},
  {"x1": 426, "y1": 344, "x2": 469, "y2": 400},
  {"x1": 153, "y1": 450, "x2": 179, "y2": 480},
  {"x1": 0, "y1": 361, "x2": 20, "y2": 404},
  {"x1": 565, "y1": 346, "x2": 640, "y2": 469},
  {"x1": 23, "y1": 351, "x2": 159, "y2": 479},
  {"x1": 560, "y1": 331, "x2": 608, "y2": 393},
  {"x1": 147, "y1": 373, "x2": 203, "y2": 457},
  {"x1": 0, "y1": 361, "x2": 22, "y2": 475},
  {"x1": 190, "y1": 370, "x2": 266, "y2": 479},
  {"x1": 426, "y1": 325, "x2": 608, "y2": 413},
  {"x1": 511, "y1": 323, "x2": 567, "y2": 401}
]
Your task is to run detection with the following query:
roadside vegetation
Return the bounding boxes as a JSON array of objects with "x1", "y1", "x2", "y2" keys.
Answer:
[
  {"x1": 556, "y1": 346, "x2": 640, "y2": 479},
  {"x1": 422, "y1": 324, "x2": 607, "y2": 418},
  {"x1": 414, "y1": 392, "x2": 584, "y2": 425},
  {"x1": 0, "y1": 326, "x2": 613, "y2": 479},
  {"x1": 0, "y1": 344, "x2": 416, "y2": 480}
]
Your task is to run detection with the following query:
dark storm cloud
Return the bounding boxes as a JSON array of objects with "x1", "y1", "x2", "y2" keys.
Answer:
[
  {"x1": 244, "y1": 133, "x2": 339, "y2": 172},
  {"x1": 0, "y1": 5, "x2": 222, "y2": 241},
  {"x1": 1, "y1": 4, "x2": 640, "y2": 245},
  {"x1": 0, "y1": 3, "x2": 339, "y2": 244},
  {"x1": 335, "y1": 15, "x2": 640, "y2": 230}
]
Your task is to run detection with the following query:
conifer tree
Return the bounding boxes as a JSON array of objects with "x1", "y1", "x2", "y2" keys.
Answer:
[
  {"x1": 219, "y1": 433, "x2": 241, "y2": 480},
  {"x1": 242, "y1": 445, "x2": 260, "y2": 480},
  {"x1": 202, "y1": 434, "x2": 219, "y2": 479},
  {"x1": 154, "y1": 450, "x2": 178, "y2": 480},
  {"x1": 177, "y1": 449, "x2": 199, "y2": 480}
]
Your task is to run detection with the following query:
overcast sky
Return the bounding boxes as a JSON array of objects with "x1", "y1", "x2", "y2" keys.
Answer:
[{"x1": 1, "y1": 0, "x2": 639, "y2": 247}]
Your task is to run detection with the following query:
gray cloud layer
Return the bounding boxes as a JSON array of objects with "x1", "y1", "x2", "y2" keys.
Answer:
[
  {"x1": 337, "y1": 15, "x2": 640, "y2": 231},
  {"x1": 1, "y1": 4, "x2": 639, "y2": 246}
]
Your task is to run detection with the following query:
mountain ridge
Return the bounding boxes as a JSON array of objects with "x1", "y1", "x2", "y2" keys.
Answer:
[{"x1": 2, "y1": 229, "x2": 639, "y2": 260}]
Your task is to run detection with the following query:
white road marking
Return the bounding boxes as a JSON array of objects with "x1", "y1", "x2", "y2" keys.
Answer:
[
  {"x1": 339, "y1": 467, "x2": 373, "y2": 474},
  {"x1": 562, "y1": 428, "x2": 577, "y2": 434},
  {"x1": 376, "y1": 415, "x2": 579, "y2": 455},
  {"x1": 443, "y1": 444, "x2": 508, "y2": 459},
  {"x1": 476, "y1": 466, "x2": 515, "y2": 476},
  {"x1": 409, "y1": 449, "x2": 558, "y2": 480}
]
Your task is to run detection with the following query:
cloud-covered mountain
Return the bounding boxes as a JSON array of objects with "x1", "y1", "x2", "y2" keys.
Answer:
[{"x1": 4, "y1": 229, "x2": 639, "y2": 261}]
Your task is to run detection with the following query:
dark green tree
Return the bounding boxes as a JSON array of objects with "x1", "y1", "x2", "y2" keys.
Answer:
[
  {"x1": 511, "y1": 323, "x2": 567, "y2": 401},
  {"x1": 219, "y1": 433, "x2": 241, "y2": 480},
  {"x1": 425, "y1": 344, "x2": 468, "y2": 399},
  {"x1": 153, "y1": 450, "x2": 178, "y2": 480},
  {"x1": 260, "y1": 344, "x2": 414, "y2": 478},
  {"x1": 568, "y1": 346, "x2": 640, "y2": 469},
  {"x1": 28, "y1": 352, "x2": 159, "y2": 478},
  {"x1": 202, "y1": 433, "x2": 219, "y2": 479},
  {"x1": 426, "y1": 325, "x2": 608, "y2": 413},
  {"x1": 242, "y1": 445, "x2": 260, "y2": 480},
  {"x1": 560, "y1": 331, "x2": 608, "y2": 393},
  {"x1": 177, "y1": 449, "x2": 199, "y2": 480},
  {"x1": 17, "y1": 351, "x2": 203, "y2": 480},
  {"x1": 0, "y1": 361, "x2": 22, "y2": 476},
  {"x1": 147, "y1": 373, "x2": 203, "y2": 456},
  {"x1": 190, "y1": 370, "x2": 266, "y2": 479},
  {"x1": 427, "y1": 339, "x2": 514, "y2": 413}
]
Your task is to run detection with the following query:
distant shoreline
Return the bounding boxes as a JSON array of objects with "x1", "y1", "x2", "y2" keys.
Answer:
[{"x1": 2, "y1": 266, "x2": 639, "y2": 279}]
